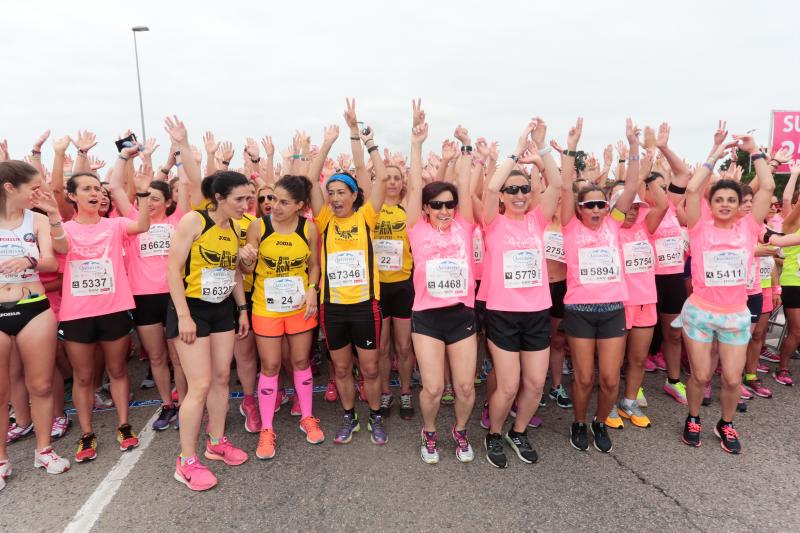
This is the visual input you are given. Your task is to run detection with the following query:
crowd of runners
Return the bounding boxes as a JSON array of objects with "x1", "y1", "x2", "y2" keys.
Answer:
[{"x1": 1, "y1": 99, "x2": 797, "y2": 492}]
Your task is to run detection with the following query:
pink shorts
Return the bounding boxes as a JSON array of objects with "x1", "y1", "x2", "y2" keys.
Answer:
[
  {"x1": 762, "y1": 286, "x2": 774, "y2": 314},
  {"x1": 624, "y1": 303, "x2": 657, "y2": 330}
]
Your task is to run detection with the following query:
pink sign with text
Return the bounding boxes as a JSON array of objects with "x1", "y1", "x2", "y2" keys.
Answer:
[{"x1": 771, "y1": 110, "x2": 800, "y2": 173}]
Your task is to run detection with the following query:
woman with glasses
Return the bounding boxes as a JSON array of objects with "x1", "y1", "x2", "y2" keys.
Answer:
[
  {"x1": 406, "y1": 119, "x2": 477, "y2": 465},
  {"x1": 560, "y1": 118, "x2": 641, "y2": 454},
  {"x1": 479, "y1": 119, "x2": 562, "y2": 468}
]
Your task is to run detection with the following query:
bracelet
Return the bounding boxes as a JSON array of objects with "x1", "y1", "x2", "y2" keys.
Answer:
[
  {"x1": 461, "y1": 145, "x2": 473, "y2": 153},
  {"x1": 173, "y1": 150, "x2": 181, "y2": 157},
  {"x1": 508, "y1": 154, "x2": 520, "y2": 162},
  {"x1": 350, "y1": 136, "x2": 360, "y2": 141},
  {"x1": 77, "y1": 149, "x2": 88, "y2": 156},
  {"x1": 702, "y1": 162, "x2": 714, "y2": 171},
  {"x1": 160, "y1": 168, "x2": 170, "y2": 175},
  {"x1": 136, "y1": 191, "x2": 151, "y2": 197},
  {"x1": 628, "y1": 155, "x2": 640, "y2": 161},
  {"x1": 250, "y1": 157, "x2": 260, "y2": 164},
  {"x1": 751, "y1": 153, "x2": 767, "y2": 162},
  {"x1": 562, "y1": 149, "x2": 579, "y2": 157},
  {"x1": 668, "y1": 183, "x2": 687, "y2": 194},
  {"x1": 49, "y1": 219, "x2": 62, "y2": 227},
  {"x1": 291, "y1": 155, "x2": 301, "y2": 160},
  {"x1": 25, "y1": 256, "x2": 38, "y2": 270},
  {"x1": 367, "y1": 145, "x2": 379, "y2": 154},
  {"x1": 118, "y1": 155, "x2": 129, "y2": 161},
  {"x1": 175, "y1": 162, "x2": 183, "y2": 168},
  {"x1": 769, "y1": 159, "x2": 780, "y2": 166},
  {"x1": 53, "y1": 232, "x2": 67, "y2": 240},
  {"x1": 618, "y1": 159, "x2": 626, "y2": 163},
  {"x1": 309, "y1": 283, "x2": 319, "y2": 293},
  {"x1": 222, "y1": 160, "x2": 230, "y2": 165},
  {"x1": 537, "y1": 146, "x2": 552, "y2": 156},
  {"x1": 236, "y1": 304, "x2": 248, "y2": 312},
  {"x1": 31, "y1": 149, "x2": 42, "y2": 155}
]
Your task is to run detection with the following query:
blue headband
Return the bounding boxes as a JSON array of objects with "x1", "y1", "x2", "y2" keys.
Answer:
[{"x1": 326, "y1": 173, "x2": 358, "y2": 193}]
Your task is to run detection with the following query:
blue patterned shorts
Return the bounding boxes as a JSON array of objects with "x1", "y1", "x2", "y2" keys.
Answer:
[{"x1": 671, "y1": 299, "x2": 751, "y2": 346}]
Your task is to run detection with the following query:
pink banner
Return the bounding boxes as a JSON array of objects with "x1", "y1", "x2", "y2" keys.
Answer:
[{"x1": 770, "y1": 110, "x2": 800, "y2": 173}]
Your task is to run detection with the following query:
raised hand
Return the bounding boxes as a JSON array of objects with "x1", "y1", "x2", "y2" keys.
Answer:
[
  {"x1": 261, "y1": 136, "x2": 275, "y2": 158},
  {"x1": 190, "y1": 145, "x2": 202, "y2": 165},
  {"x1": 142, "y1": 138, "x2": 159, "y2": 160},
  {"x1": 567, "y1": 117, "x2": 583, "y2": 150},
  {"x1": 337, "y1": 153, "x2": 352, "y2": 171},
  {"x1": 475, "y1": 137, "x2": 490, "y2": 159},
  {"x1": 713, "y1": 120, "x2": 728, "y2": 146},
  {"x1": 322, "y1": 158, "x2": 336, "y2": 179},
  {"x1": 72, "y1": 130, "x2": 98, "y2": 152},
  {"x1": 732, "y1": 133, "x2": 757, "y2": 154},
  {"x1": 789, "y1": 159, "x2": 800, "y2": 175},
  {"x1": 412, "y1": 98, "x2": 426, "y2": 128},
  {"x1": 729, "y1": 162, "x2": 743, "y2": 182},
  {"x1": 643, "y1": 126, "x2": 656, "y2": 151},
  {"x1": 32, "y1": 130, "x2": 51, "y2": 151},
  {"x1": 454, "y1": 125, "x2": 471, "y2": 146},
  {"x1": 163, "y1": 116, "x2": 188, "y2": 144},
  {"x1": 62, "y1": 155, "x2": 73, "y2": 173},
  {"x1": 772, "y1": 145, "x2": 792, "y2": 165},
  {"x1": 625, "y1": 118, "x2": 640, "y2": 146},
  {"x1": 89, "y1": 156, "x2": 106, "y2": 170},
  {"x1": 344, "y1": 98, "x2": 358, "y2": 129},
  {"x1": 32, "y1": 182, "x2": 59, "y2": 214},
  {"x1": 441, "y1": 139, "x2": 459, "y2": 161},
  {"x1": 53, "y1": 135, "x2": 71, "y2": 154},
  {"x1": 616, "y1": 140, "x2": 629, "y2": 160},
  {"x1": 120, "y1": 142, "x2": 141, "y2": 160},
  {"x1": 133, "y1": 164, "x2": 154, "y2": 193},
  {"x1": 516, "y1": 121, "x2": 536, "y2": 154},
  {"x1": 518, "y1": 142, "x2": 543, "y2": 166},
  {"x1": 489, "y1": 141, "x2": 499, "y2": 161},
  {"x1": 203, "y1": 131, "x2": 219, "y2": 154},
  {"x1": 531, "y1": 117, "x2": 547, "y2": 148},
  {"x1": 0, "y1": 140, "x2": 7, "y2": 162},
  {"x1": 550, "y1": 139, "x2": 564, "y2": 154},
  {"x1": 324, "y1": 125, "x2": 340, "y2": 145},
  {"x1": 245, "y1": 137, "x2": 260, "y2": 160},
  {"x1": 656, "y1": 122, "x2": 670, "y2": 149},
  {"x1": 219, "y1": 141, "x2": 234, "y2": 163}
]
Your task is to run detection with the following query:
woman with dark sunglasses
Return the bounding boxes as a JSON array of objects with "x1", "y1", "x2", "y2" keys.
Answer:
[
  {"x1": 406, "y1": 120, "x2": 478, "y2": 465},
  {"x1": 479, "y1": 119, "x2": 562, "y2": 468},
  {"x1": 309, "y1": 120, "x2": 390, "y2": 446},
  {"x1": 257, "y1": 186, "x2": 275, "y2": 217},
  {"x1": 560, "y1": 118, "x2": 641, "y2": 453}
]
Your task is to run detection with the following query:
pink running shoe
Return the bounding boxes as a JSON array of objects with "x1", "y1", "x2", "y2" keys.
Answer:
[
  {"x1": 760, "y1": 348, "x2": 780, "y2": 363},
  {"x1": 528, "y1": 415, "x2": 543, "y2": 428},
  {"x1": 773, "y1": 368, "x2": 794, "y2": 387},
  {"x1": 239, "y1": 398, "x2": 261, "y2": 433},
  {"x1": 652, "y1": 352, "x2": 667, "y2": 371},
  {"x1": 290, "y1": 394, "x2": 301, "y2": 417},
  {"x1": 480, "y1": 402, "x2": 490, "y2": 429},
  {"x1": 274, "y1": 389, "x2": 284, "y2": 413},
  {"x1": 204, "y1": 436, "x2": 248, "y2": 466},
  {"x1": 644, "y1": 356, "x2": 657, "y2": 373},
  {"x1": 756, "y1": 363, "x2": 770, "y2": 374},
  {"x1": 174, "y1": 455, "x2": 217, "y2": 491},
  {"x1": 739, "y1": 385, "x2": 753, "y2": 400},
  {"x1": 324, "y1": 380, "x2": 338, "y2": 403},
  {"x1": 743, "y1": 377, "x2": 773, "y2": 398}
]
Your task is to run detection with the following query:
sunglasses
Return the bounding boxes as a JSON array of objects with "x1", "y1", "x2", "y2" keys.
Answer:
[
  {"x1": 427, "y1": 200, "x2": 457, "y2": 210},
  {"x1": 258, "y1": 194, "x2": 276, "y2": 203},
  {"x1": 772, "y1": 202, "x2": 782, "y2": 208},
  {"x1": 578, "y1": 200, "x2": 609, "y2": 210},
  {"x1": 501, "y1": 184, "x2": 531, "y2": 195}
]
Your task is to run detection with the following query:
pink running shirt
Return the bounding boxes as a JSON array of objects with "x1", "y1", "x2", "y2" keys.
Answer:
[
  {"x1": 408, "y1": 213, "x2": 475, "y2": 312},
  {"x1": 688, "y1": 215, "x2": 761, "y2": 307},
  {"x1": 483, "y1": 209, "x2": 551, "y2": 312},
  {"x1": 60, "y1": 217, "x2": 135, "y2": 321},
  {"x1": 124, "y1": 206, "x2": 184, "y2": 295},
  {"x1": 563, "y1": 216, "x2": 628, "y2": 305},
  {"x1": 472, "y1": 226, "x2": 484, "y2": 280},
  {"x1": 618, "y1": 217, "x2": 657, "y2": 305},
  {"x1": 651, "y1": 206, "x2": 684, "y2": 276}
]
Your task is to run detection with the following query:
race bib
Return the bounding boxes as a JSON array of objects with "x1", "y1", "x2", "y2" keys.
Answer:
[
  {"x1": 502, "y1": 249, "x2": 542, "y2": 288},
  {"x1": 473, "y1": 229, "x2": 484, "y2": 264},
  {"x1": 760, "y1": 256, "x2": 774, "y2": 281},
  {"x1": 746, "y1": 259, "x2": 757, "y2": 290},
  {"x1": 374, "y1": 239, "x2": 403, "y2": 272},
  {"x1": 543, "y1": 231, "x2": 566, "y2": 263},
  {"x1": 0, "y1": 242, "x2": 35, "y2": 283},
  {"x1": 200, "y1": 267, "x2": 235, "y2": 303},
  {"x1": 70, "y1": 259, "x2": 115, "y2": 296},
  {"x1": 623, "y1": 240, "x2": 655, "y2": 274},
  {"x1": 327, "y1": 250, "x2": 368, "y2": 288},
  {"x1": 426, "y1": 258, "x2": 468, "y2": 298},
  {"x1": 264, "y1": 276, "x2": 305, "y2": 313},
  {"x1": 703, "y1": 249, "x2": 746, "y2": 287},
  {"x1": 138, "y1": 224, "x2": 173, "y2": 258},
  {"x1": 655, "y1": 237, "x2": 683, "y2": 268},
  {"x1": 680, "y1": 228, "x2": 690, "y2": 254},
  {"x1": 578, "y1": 246, "x2": 620, "y2": 284}
]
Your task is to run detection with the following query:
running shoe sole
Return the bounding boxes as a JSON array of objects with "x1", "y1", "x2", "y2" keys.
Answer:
[
  {"x1": 420, "y1": 449, "x2": 439, "y2": 464},
  {"x1": 483, "y1": 440, "x2": 507, "y2": 469},
  {"x1": 119, "y1": 442, "x2": 139, "y2": 452},
  {"x1": 173, "y1": 471, "x2": 217, "y2": 491},
  {"x1": 590, "y1": 425, "x2": 613, "y2": 453},
  {"x1": 618, "y1": 410, "x2": 651, "y2": 428},
  {"x1": 681, "y1": 435, "x2": 701, "y2": 448},
  {"x1": 743, "y1": 384, "x2": 772, "y2": 399},
  {"x1": 663, "y1": 386, "x2": 688, "y2": 405},
  {"x1": 75, "y1": 453, "x2": 97, "y2": 463},
  {"x1": 334, "y1": 422, "x2": 360, "y2": 444},
  {"x1": 505, "y1": 437, "x2": 537, "y2": 464}
]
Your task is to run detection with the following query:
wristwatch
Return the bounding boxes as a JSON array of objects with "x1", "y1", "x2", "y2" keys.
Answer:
[{"x1": 236, "y1": 304, "x2": 248, "y2": 312}]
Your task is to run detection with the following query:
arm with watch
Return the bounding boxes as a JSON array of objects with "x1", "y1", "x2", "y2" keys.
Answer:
[
  {"x1": 126, "y1": 166, "x2": 152, "y2": 235},
  {"x1": 685, "y1": 125, "x2": 737, "y2": 229},
  {"x1": 71, "y1": 130, "x2": 97, "y2": 175},
  {"x1": 107, "y1": 145, "x2": 138, "y2": 217},
  {"x1": 364, "y1": 127, "x2": 389, "y2": 213},
  {"x1": 232, "y1": 270, "x2": 250, "y2": 339},
  {"x1": 559, "y1": 117, "x2": 583, "y2": 226}
]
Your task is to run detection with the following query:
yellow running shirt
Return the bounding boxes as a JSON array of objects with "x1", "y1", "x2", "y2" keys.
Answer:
[
  {"x1": 373, "y1": 204, "x2": 413, "y2": 283},
  {"x1": 183, "y1": 210, "x2": 240, "y2": 302},
  {"x1": 315, "y1": 203, "x2": 380, "y2": 304},
  {"x1": 251, "y1": 216, "x2": 310, "y2": 317},
  {"x1": 234, "y1": 212, "x2": 256, "y2": 293}
]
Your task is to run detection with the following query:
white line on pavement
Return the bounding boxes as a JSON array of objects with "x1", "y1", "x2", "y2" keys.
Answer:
[{"x1": 62, "y1": 408, "x2": 161, "y2": 533}]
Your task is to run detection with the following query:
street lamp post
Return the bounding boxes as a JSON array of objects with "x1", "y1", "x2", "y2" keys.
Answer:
[{"x1": 132, "y1": 26, "x2": 149, "y2": 141}]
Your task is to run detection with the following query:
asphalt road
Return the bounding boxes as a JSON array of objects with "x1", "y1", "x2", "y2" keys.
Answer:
[{"x1": 2, "y1": 347, "x2": 799, "y2": 533}]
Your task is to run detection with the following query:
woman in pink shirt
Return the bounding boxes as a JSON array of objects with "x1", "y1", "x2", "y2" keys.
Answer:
[
  {"x1": 59, "y1": 145, "x2": 151, "y2": 463},
  {"x1": 677, "y1": 130, "x2": 773, "y2": 454},
  {"x1": 480, "y1": 119, "x2": 562, "y2": 468},
  {"x1": 109, "y1": 168, "x2": 188, "y2": 433},
  {"x1": 605, "y1": 182, "x2": 668, "y2": 431},
  {"x1": 560, "y1": 118, "x2": 641, "y2": 454},
  {"x1": 406, "y1": 121, "x2": 477, "y2": 465}
]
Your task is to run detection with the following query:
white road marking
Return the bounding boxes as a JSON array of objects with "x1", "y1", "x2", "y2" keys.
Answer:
[{"x1": 62, "y1": 408, "x2": 161, "y2": 533}]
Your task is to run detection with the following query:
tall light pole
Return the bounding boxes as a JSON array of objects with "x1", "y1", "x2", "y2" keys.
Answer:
[{"x1": 131, "y1": 26, "x2": 149, "y2": 141}]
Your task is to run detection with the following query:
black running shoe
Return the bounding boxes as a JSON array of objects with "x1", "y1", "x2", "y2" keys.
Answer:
[
  {"x1": 484, "y1": 433, "x2": 507, "y2": 468},
  {"x1": 399, "y1": 393, "x2": 415, "y2": 420},
  {"x1": 714, "y1": 419, "x2": 741, "y2": 454},
  {"x1": 590, "y1": 419, "x2": 613, "y2": 453},
  {"x1": 736, "y1": 401, "x2": 747, "y2": 413},
  {"x1": 681, "y1": 415, "x2": 702, "y2": 448},
  {"x1": 504, "y1": 431, "x2": 538, "y2": 464},
  {"x1": 570, "y1": 422, "x2": 589, "y2": 451}
]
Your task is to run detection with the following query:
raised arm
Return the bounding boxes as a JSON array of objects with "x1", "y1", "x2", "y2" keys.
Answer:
[
  {"x1": 532, "y1": 118, "x2": 562, "y2": 220},
  {"x1": 614, "y1": 119, "x2": 643, "y2": 215},
  {"x1": 406, "y1": 123, "x2": 428, "y2": 228},
  {"x1": 643, "y1": 171, "x2": 669, "y2": 234},
  {"x1": 655, "y1": 122, "x2": 691, "y2": 205},
  {"x1": 364, "y1": 128, "x2": 388, "y2": 212},
  {"x1": 454, "y1": 152, "x2": 474, "y2": 224},
  {"x1": 685, "y1": 125, "x2": 735, "y2": 229},
  {"x1": 308, "y1": 126, "x2": 339, "y2": 188},
  {"x1": 343, "y1": 98, "x2": 369, "y2": 188},
  {"x1": 559, "y1": 118, "x2": 583, "y2": 226},
  {"x1": 51, "y1": 135, "x2": 75, "y2": 221},
  {"x1": 126, "y1": 164, "x2": 152, "y2": 235},
  {"x1": 484, "y1": 121, "x2": 534, "y2": 225},
  {"x1": 28, "y1": 130, "x2": 50, "y2": 175},
  {"x1": 107, "y1": 145, "x2": 140, "y2": 216},
  {"x1": 739, "y1": 134, "x2": 775, "y2": 224},
  {"x1": 70, "y1": 130, "x2": 97, "y2": 174},
  {"x1": 260, "y1": 136, "x2": 276, "y2": 187},
  {"x1": 203, "y1": 131, "x2": 219, "y2": 176}
]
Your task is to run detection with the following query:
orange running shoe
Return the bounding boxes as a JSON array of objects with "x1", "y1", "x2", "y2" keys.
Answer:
[
  {"x1": 299, "y1": 416, "x2": 325, "y2": 444},
  {"x1": 256, "y1": 429, "x2": 276, "y2": 460}
]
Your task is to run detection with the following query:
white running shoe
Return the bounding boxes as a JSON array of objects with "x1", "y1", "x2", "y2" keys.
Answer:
[{"x1": 34, "y1": 447, "x2": 70, "y2": 474}]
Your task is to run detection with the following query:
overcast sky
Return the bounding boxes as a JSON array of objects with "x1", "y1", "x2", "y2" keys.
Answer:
[{"x1": 2, "y1": 0, "x2": 798, "y2": 170}]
